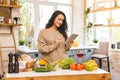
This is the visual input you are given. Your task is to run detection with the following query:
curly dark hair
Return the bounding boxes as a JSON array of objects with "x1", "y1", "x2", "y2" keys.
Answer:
[{"x1": 45, "y1": 10, "x2": 68, "y2": 40}]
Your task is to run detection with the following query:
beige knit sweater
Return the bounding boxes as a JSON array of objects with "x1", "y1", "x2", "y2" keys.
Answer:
[{"x1": 37, "y1": 29, "x2": 67, "y2": 64}]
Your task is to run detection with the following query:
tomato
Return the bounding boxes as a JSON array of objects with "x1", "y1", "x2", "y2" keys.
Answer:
[
  {"x1": 76, "y1": 64, "x2": 82, "y2": 70},
  {"x1": 81, "y1": 64, "x2": 85, "y2": 69},
  {"x1": 70, "y1": 64, "x2": 76, "y2": 70}
]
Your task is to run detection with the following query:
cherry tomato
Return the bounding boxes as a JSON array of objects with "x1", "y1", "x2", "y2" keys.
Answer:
[
  {"x1": 76, "y1": 64, "x2": 82, "y2": 70},
  {"x1": 81, "y1": 64, "x2": 85, "y2": 69}
]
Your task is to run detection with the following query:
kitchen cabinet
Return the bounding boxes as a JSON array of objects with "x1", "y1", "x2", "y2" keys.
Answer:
[
  {"x1": 67, "y1": 46, "x2": 95, "y2": 63},
  {"x1": 0, "y1": 3, "x2": 22, "y2": 73},
  {"x1": 18, "y1": 46, "x2": 95, "y2": 63},
  {"x1": 18, "y1": 46, "x2": 41, "y2": 58},
  {"x1": 5, "y1": 68, "x2": 110, "y2": 80}
]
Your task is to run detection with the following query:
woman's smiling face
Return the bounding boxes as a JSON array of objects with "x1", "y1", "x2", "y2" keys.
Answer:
[{"x1": 53, "y1": 14, "x2": 64, "y2": 28}]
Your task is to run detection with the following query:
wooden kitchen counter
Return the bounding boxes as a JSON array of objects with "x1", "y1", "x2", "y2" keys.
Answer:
[{"x1": 5, "y1": 68, "x2": 110, "y2": 80}]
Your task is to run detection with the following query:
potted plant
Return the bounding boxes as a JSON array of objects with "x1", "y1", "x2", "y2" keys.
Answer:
[
  {"x1": 85, "y1": 7, "x2": 91, "y2": 18},
  {"x1": 19, "y1": 40, "x2": 25, "y2": 46},
  {"x1": 87, "y1": 22, "x2": 94, "y2": 33},
  {"x1": 85, "y1": 7, "x2": 94, "y2": 43},
  {"x1": 92, "y1": 38, "x2": 98, "y2": 44}
]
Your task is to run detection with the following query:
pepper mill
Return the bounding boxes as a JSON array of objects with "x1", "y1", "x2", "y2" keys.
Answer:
[
  {"x1": 0, "y1": 74, "x2": 2, "y2": 79},
  {"x1": 14, "y1": 53, "x2": 19, "y2": 73},
  {"x1": 8, "y1": 52, "x2": 14, "y2": 73},
  {"x1": 0, "y1": 74, "x2": 4, "y2": 80}
]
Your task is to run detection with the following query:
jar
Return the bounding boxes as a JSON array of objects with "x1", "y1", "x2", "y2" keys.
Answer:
[
  {"x1": 3, "y1": 0, "x2": 7, "y2": 4},
  {"x1": 14, "y1": 0, "x2": 18, "y2": 5},
  {"x1": 28, "y1": 42, "x2": 32, "y2": 49},
  {"x1": 8, "y1": 18, "x2": 12, "y2": 24},
  {"x1": 0, "y1": 17, "x2": 4, "y2": 24},
  {"x1": 111, "y1": 44, "x2": 115, "y2": 49},
  {"x1": 0, "y1": 0, "x2": 3, "y2": 4},
  {"x1": 10, "y1": 0, "x2": 14, "y2": 5}
]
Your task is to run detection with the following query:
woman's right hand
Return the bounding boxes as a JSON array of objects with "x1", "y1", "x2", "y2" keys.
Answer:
[{"x1": 55, "y1": 38, "x2": 62, "y2": 46}]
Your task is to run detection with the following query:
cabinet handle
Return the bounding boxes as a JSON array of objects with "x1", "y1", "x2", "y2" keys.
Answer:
[{"x1": 87, "y1": 50, "x2": 91, "y2": 52}]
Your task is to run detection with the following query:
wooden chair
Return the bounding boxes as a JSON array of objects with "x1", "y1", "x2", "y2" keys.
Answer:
[{"x1": 91, "y1": 42, "x2": 110, "y2": 72}]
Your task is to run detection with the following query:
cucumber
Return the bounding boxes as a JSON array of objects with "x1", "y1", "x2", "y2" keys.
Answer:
[{"x1": 33, "y1": 67, "x2": 51, "y2": 72}]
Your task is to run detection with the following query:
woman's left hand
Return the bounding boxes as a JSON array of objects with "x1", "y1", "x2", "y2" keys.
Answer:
[{"x1": 65, "y1": 41, "x2": 73, "y2": 50}]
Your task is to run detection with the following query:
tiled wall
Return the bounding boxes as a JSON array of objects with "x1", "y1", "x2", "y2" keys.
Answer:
[
  {"x1": 98, "y1": 50, "x2": 120, "y2": 80},
  {"x1": 109, "y1": 51, "x2": 120, "y2": 80}
]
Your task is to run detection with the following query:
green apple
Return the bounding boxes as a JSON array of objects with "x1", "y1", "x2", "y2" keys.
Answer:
[{"x1": 85, "y1": 62, "x2": 94, "y2": 71}]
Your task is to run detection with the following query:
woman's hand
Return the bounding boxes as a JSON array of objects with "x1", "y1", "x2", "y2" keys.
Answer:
[
  {"x1": 55, "y1": 37, "x2": 62, "y2": 46},
  {"x1": 65, "y1": 41, "x2": 73, "y2": 50}
]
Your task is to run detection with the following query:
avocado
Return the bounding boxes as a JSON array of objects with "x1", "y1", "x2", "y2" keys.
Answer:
[{"x1": 62, "y1": 64, "x2": 70, "y2": 69}]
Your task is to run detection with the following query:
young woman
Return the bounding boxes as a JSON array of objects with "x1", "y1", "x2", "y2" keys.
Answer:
[{"x1": 37, "y1": 10, "x2": 73, "y2": 64}]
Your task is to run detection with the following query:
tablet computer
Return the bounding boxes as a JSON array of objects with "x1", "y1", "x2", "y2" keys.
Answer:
[{"x1": 65, "y1": 34, "x2": 78, "y2": 45}]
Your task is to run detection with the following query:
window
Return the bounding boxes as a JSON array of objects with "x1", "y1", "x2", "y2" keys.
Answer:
[
  {"x1": 57, "y1": 5, "x2": 72, "y2": 36},
  {"x1": 19, "y1": 0, "x2": 73, "y2": 46},
  {"x1": 38, "y1": 5, "x2": 54, "y2": 29},
  {"x1": 96, "y1": 27, "x2": 110, "y2": 42},
  {"x1": 19, "y1": 1, "x2": 34, "y2": 45}
]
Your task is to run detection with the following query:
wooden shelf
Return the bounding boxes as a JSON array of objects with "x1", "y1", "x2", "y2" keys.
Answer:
[
  {"x1": 0, "y1": 60, "x2": 8, "y2": 63},
  {"x1": 90, "y1": 6, "x2": 120, "y2": 13},
  {"x1": 1, "y1": 46, "x2": 15, "y2": 48},
  {"x1": 93, "y1": 0, "x2": 114, "y2": 4},
  {"x1": 84, "y1": 24, "x2": 120, "y2": 28},
  {"x1": 94, "y1": 24, "x2": 120, "y2": 27},
  {"x1": 0, "y1": 4, "x2": 21, "y2": 8},
  {"x1": 105, "y1": 24, "x2": 120, "y2": 27},
  {"x1": 0, "y1": 33, "x2": 11, "y2": 35},
  {"x1": 0, "y1": 24, "x2": 22, "y2": 27}
]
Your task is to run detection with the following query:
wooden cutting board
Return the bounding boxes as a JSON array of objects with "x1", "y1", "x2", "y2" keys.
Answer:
[
  {"x1": 19, "y1": 68, "x2": 33, "y2": 72},
  {"x1": 0, "y1": 8, "x2": 11, "y2": 23}
]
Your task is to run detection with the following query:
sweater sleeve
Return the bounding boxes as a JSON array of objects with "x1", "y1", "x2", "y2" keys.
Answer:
[{"x1": 37, "y1": 31, "x2": 58, "y2": 54}]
